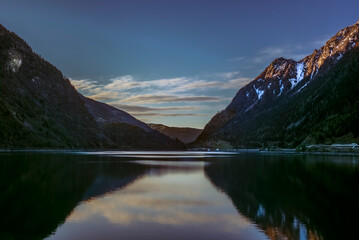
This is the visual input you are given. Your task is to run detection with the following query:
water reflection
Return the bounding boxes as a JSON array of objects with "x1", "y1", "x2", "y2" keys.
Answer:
[
  {"x1": 0, "y1": 152, "x2": 358, "y2": 240},
  {"x1": 205, "y1": 154, "x2": 359, "y2": 240},
  {"x1": 46, "y1": 160, "x2": 267, "y2": 240},
  {"x1": 0, "y1": 153, "x2": 99, "y2": 240}
]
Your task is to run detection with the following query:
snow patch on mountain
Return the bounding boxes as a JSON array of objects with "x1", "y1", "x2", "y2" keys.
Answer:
[
  {"x1": 337, "y1": 53, "x2": 343, "y2": 61},
  {"x1": 278, "y1": 80, "x2": 284, "y2": 96},
  {"x1": 289, "y1": 62, "x2": 305, "y2": 89},
  {"x1": 296, "y1": 81, "x2": 309, "y2": 94},
  {"x1": 253, "y1": 85, "x2": 265, "y2": 100},
  {"x1": 7, "y1": 50, "x2": 22, "y2": 72}
]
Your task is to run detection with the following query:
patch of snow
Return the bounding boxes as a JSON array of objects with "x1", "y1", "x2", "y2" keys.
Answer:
[
  {"x1": 9, "y1": 58, "x2": 22, "y2": 72},
  {"x1": 268, "y1": 83, "x2": 272, "y2": 89},
  {"x1": 7, "y1": 50, "x2": 23, "y2": 73},
  {"x1": 257, "y1": 78, "x2": 264, "y2": 82},
  {"x1": 296, "y1": 62, "x2": 305, "y2": 81},
  {"x1": 289, "y1": 78, "x2": 297, "y2": 88},
  {"x1": 278, "y1": 80, "x2": 284, "y2": 96},
  {"x1": 310, "y1": 65, "x2": 317, "y2": 80},
  {"x1": 297, "y1": 81, "x2": 309, "y2": 93},
  {"x1": 337, "y1": 53, "x2": 343, "y2": 61},
  {"x1": 350, "y1": 42, "x2": 356, "y2": 49},
  {"x1": 253, "y1": 84, "x2": 265, "y2": 100},
  {"x1": 289, "y1": 62, "x2": 305, "y2": 89},
  {"x1": 246, "y1": 92, "x2": 249, "y2": 97}
]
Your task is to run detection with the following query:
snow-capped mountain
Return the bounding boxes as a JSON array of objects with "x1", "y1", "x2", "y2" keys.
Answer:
[{"x1": 197, "y1": 20, "x2": 359, "y2": 147}]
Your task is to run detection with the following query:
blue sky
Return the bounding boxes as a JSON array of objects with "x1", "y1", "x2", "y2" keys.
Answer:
[{"x1": 1, "y1": 0, "x2": 358, "y2": 128}]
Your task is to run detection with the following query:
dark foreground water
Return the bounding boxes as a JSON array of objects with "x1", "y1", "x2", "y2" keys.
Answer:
[{"x1": 0, "y1": 152, "x2": 358, "y2": 240}]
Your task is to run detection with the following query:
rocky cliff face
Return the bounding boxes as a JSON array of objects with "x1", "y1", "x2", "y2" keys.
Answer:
[
  {"x1": 197, "y1": 20, "x2": 359, "y2": 147},
  {"x1": 0, "y1": 24, "x2": 183, "y2": 150}
]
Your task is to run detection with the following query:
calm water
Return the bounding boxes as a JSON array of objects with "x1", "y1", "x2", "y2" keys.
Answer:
[{"x1": 0, "y1": 152, "x2": 358, "y2": 240}]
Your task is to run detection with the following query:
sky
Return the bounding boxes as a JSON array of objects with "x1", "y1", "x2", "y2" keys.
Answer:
[{"x1": 1, "y1": 0, "x2": 358, "y2": 128}]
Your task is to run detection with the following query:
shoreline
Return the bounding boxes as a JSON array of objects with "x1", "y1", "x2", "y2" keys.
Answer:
[{"x1": 1, "y1": 148, "x2": 359, "y2": 157}]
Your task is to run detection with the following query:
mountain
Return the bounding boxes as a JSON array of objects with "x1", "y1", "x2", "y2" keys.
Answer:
[
  {"x1": 196, "y1": 20, "x2": 359, "y2": 148},
  {"x1": 0, "y1": 24, "x2": 183, "y2": 150},
  {"x1": 148, "y1": 123, "x2": 202, "y2": 144}
]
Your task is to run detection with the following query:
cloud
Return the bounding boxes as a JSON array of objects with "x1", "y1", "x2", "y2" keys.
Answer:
[
  {"x1": 67, "y1": 172, "x2": 251, "y2": 231},
  {"x1": 104, "y1": 75, "x2": 144, "y2": 90},
  {"x1": 227, "y1": 57, "x2": 246, "y2": 63},
  {"x1": 70, "y1": 79, "x2": 101, "y2": 94},
  {"x1": 116, "y1": 94, "x2": 223, "y2": 104},
  {"x1": 259, "y1": 47, "x2": 286, "y2": 57},
  {"x1": 103, "y1": 76, "x2": 189, "y2": 92},
  {"x1": 113, "y1": 104, "x2": 201, "y2": 113},
  {"x1": 131, "y1": 113, "x2": 208, "y2": 117},
  {"x1": 251, "y1": 38, "x2": 329, "y2": 65},
  {"x1": 259, "y1": 47, "x2": 307, "y2": 61},
  {"x1": 224, "y1": 77, "x2": 251, "y2": 89},
  {"x1": 72, "y1": 73, "x2": 249, "y2": 99},
  {"x1": 252, "y1": 46, "x2": 295, "y2": 64},
  {"x1": 88, "y1": 91, "x2": 123, "y2": 101},
  {"x1": 69, "y1": 72, "x2": 247, "y2": 127},
  {"x1": 216, "y1": 71, "x2": 239, "y2": 78}
]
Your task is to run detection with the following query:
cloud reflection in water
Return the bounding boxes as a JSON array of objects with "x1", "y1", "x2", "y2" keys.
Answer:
[{"x1": 47, "y1": 169, "x2": 267, "y2": 240}]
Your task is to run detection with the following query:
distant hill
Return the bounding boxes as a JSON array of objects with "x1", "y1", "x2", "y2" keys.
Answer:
[
  {"x1": 148, "y1": 123, "x2": 202, "y2": 144},
  {"x1": 0, "y1": 24, "x2": 183, "y2": 150},
  {"x1": 196, "y1": 20, "x2": 359, "y2": 148}
]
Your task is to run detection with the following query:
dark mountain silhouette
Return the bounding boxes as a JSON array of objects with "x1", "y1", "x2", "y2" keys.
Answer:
[
  {"x1": 148, "y1": 123, "x2": 202, "y2": 144},
  {"x1": 0, "y1": 24, "x2": 183, "y2": 150}
]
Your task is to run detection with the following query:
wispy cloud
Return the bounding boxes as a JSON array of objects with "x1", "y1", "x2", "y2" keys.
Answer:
[
  {"x1": 245, "y1": 38, "x2": 329, "y2": 66},
  {"x1": 115, "y1": 94, "x2": 223, "y2": 104},
  {"x1": 113, "y1": 104, "x2": 201, "y2": 113},
  {"x1": 216, "y1": 71, "x2": 240, "y2": 78},
  {"x1": 71, "y1": 79, "x2": 101, "y2": 94},
  {"x1": 70, "y1": 72, "x2": 248, "y2": 104},
  {"x1": 227, "y1": 57, "x2": 246, "y2": 63},
  {"x1": 252, "y1": 46, "x2": 307, "y2": 64},
  {"x1": 131, "y1": 113, "x2": 208, "y2": 117},
  {"x1": 86, "y1": 74, "x2": 249, "y2": 95},
  {"x1": 70, "y1": 72, "x2": 248, "y2": 126}
]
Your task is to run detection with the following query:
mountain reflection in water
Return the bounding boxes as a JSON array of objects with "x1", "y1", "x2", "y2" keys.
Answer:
[
  {"x1": 205, "y1": 154, "x2": 359, "y2": 240},
  {"x1": 0, "y1": 152, "x2": 358, "y2": 240}
]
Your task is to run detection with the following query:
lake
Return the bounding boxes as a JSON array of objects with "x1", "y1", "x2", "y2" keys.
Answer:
[{"x1": 0, "y1": 151, "x2": 358, "y2": 240}]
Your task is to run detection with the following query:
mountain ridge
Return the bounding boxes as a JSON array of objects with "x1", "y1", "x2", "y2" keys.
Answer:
[
  {"x1": 196, "y1": 20, "x2": 359, "y2": 148},
  {"x1": 148, "y1": 123, "x2": 202, "y2": 144},
  {"x1": 0, "y1": 24, "x2": 183, "y2": 150}
]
